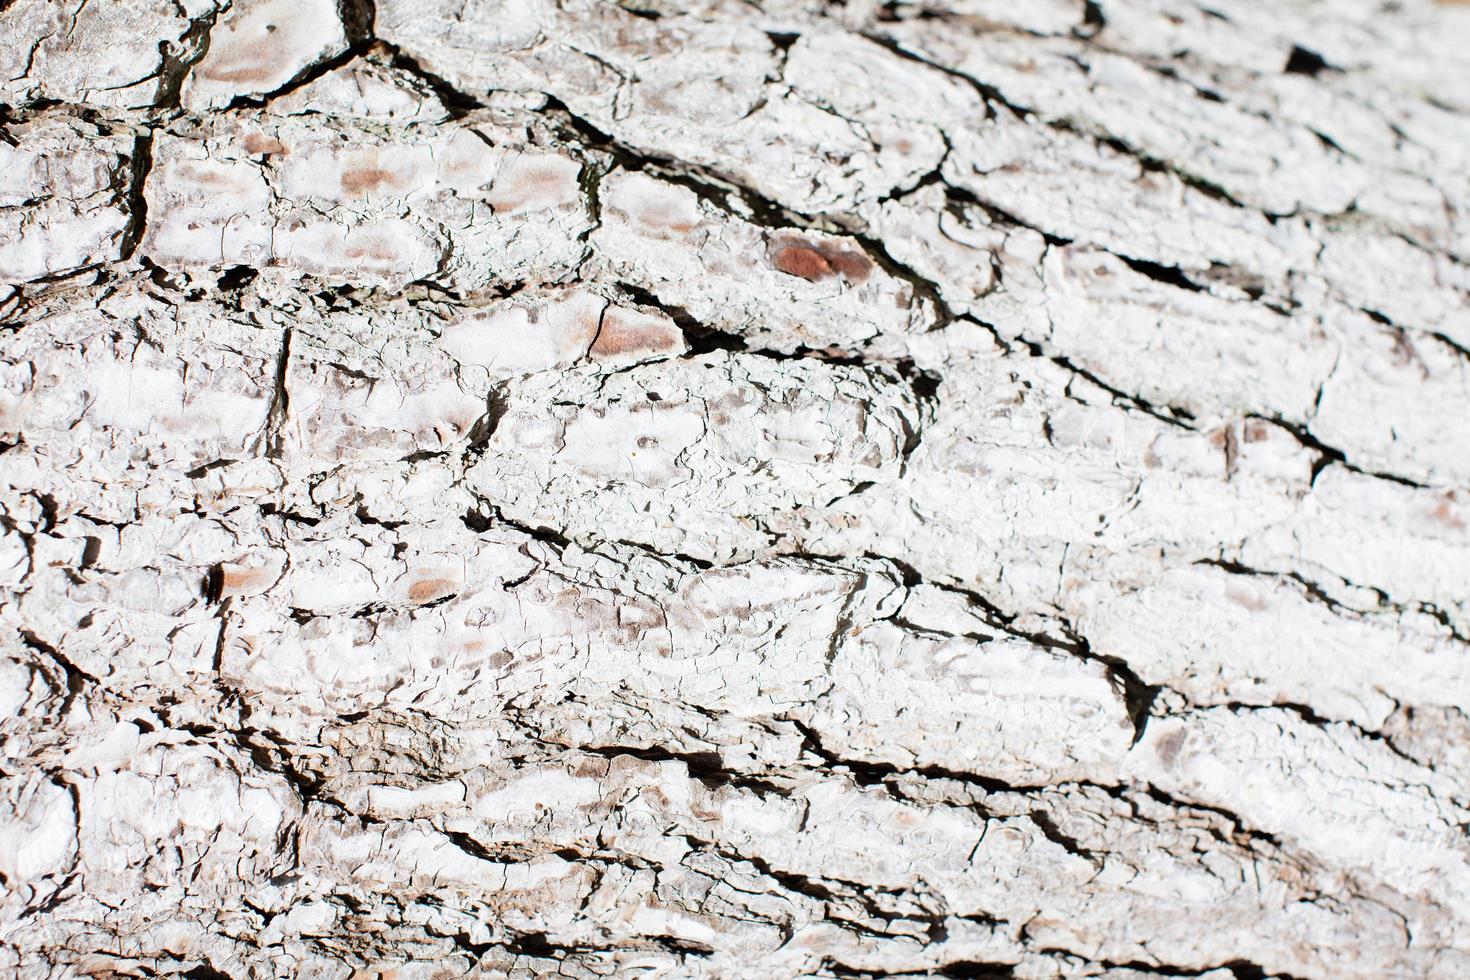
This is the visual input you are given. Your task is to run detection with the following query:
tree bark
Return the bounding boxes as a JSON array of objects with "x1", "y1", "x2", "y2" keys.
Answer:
[{"x1": 2, "y1": 0, "x2": 1469, "y2": 977}]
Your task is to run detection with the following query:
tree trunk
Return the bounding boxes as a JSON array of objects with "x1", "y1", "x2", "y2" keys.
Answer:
[{"x1": 2, "y1": 0, "x2": 1469, "y2": 976}]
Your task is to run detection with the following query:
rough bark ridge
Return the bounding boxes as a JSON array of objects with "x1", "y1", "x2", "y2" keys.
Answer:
[{"x1": 2, "y1": 0, "x2": 1469, "y2": 977}]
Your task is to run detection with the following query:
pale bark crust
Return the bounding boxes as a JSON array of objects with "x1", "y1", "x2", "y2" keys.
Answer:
[{"x1": 1, "y1": 0, "x2": 1469, "y2": 977}]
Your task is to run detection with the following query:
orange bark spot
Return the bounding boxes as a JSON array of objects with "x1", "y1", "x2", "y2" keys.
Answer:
[
  {"x1": 487, "y1": 157, "x2": 579, "y2": 214},
  {"x1": 1242, "y1": 420, "x2": 1271, "y2": 443},
  {"x1": 1430, "y1": 498, "x2": 1466, "y2": 530},
  {"x1": 199, "y1": 42, "x2": 278, "y2": 85},
  {"x1": 215, "y1": 562, "x2": 275, "y2": 598},
  {"x1": 769, "y1": 236, "x2": 873, "y2": 283},
  {"x1": 341, "y1": 167, "x2": 403, "y2": 196},
  {"x1": 243, "y1": 134, "x2": 288, "y2": 156},
  {"x1": 408, "y1": 578, "x2": 457, "y2": 604},
  {"x1": 773, "y1": 245, "x2": 833, "y2": 281},
  {"x1": 589, "y1": 308, "x2": 682, "y2": 360}
]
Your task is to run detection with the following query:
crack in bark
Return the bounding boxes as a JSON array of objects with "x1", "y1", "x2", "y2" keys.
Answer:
[
  {"x1": 4, "y1": 2, "x2": 1467, "y2": 974},
  {"x1": 1199, "y1": 557, "x2": 1469, "y2": 646}
]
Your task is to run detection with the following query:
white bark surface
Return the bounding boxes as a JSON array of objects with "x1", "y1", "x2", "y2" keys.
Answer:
[{"x1": 2, "y1": 0, "x2": 1469, "y2": 977}]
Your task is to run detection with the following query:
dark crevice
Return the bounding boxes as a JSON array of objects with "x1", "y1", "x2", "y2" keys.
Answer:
[
  {"x1": 1050, "y1": 347, "x2": 1198, "y2": 430},
  {"x1": 1197, "y1": 557, "x2": 1469, "y2": 646},
  {"x1": 379, "y1": 46, "x2": 488, "y2": 118},
  {"x1": 822, "y1": 959, "x2": 1015, "y2": 979},
  {"x1": 225, "y1": 725, "x2": 334, "y2": 810},
  {"x1": 465, "y1": 499, "x2": 719, "y2": 572},
  {"x1": 354, "y1": 504, "x2": 406, "y2": 530},
  {"x1": 1108, "y1": 782, "x2": 1286, "y2": 851},
  {"x1": 898, "y1": 357, "x2": 943, "y2": 457},
  {"x1": 859, "y1": 32, "x2": 1030, "y2": 122},
  {"x1": 1283, "y1": 45, "x2": 1335, "y2": 78},
  {"x1": 614, "y1": 282, "x2": 747, "y2": 353},
  {"x1": 618, "y1": 4, "x2": 664, "y2": 21},
  {"x1": 864, "y1": 30, "x2": 1250, "y2": 212},
  {"x1": 156, "y1": 5, "x2": 222, "y2": 109},
  {"x1": 1027, "y1": 810, "x2": 1100, "y2": 862},
  {"x1": 263, "y1": 329, "x2": 292, "y2": 460},
  {"x1": 1218, "y1": 701, "x2": 1431, "y2": 770},
  {"x1": 701, "y1": 839, "x2": 961, "y2": 941},
  {"x1": 1089, "y1": 129, "x2": 1247, "y2": 209},
  {"x1": 576, "y1": 744, "x2": 789, "y2": 798},
  {"x1": 459, "y1": 386, "x2": 509, "y2": 466},
  {"x1": 611, "y1": 285, "x2": 943, "y2": 449},
  {"x1": 427, "y1": 917, "x2": 715, "y2": 962},
  {"x1": 710, "y1": 847, "x2": 843, "y2": 906},
  {"x1": 784, "y1": 716, "x2": 1290, "y2": 862},
  {"x1": 1309, "y1": 127, "x2": 1346, "y2": 154},
  {"x1": 1057, "y1": 623, "x2": 1163, "y2": 747},
  {"x1": 607, "y1": 534, "x2": 716, "y2": 570},
  {"x1": 936, "y1": 964, "x2": 1017, "y2": 980},
  {"x1": 765, "y1": 30, "x2": 799, "y2": 53},
  {"x1": 460, "y1": 506, "x2": 569, "y2": 552},
  {"x1": 258, "y1": 502, "x2": 322, "y2": 526},
  {"x1": 21, "y1": 629, "x2": 95, "y2": 718},
  {"x1": 1427, "y1": 327, "x2": 1470, "y2": 363},
  {"x1": 1149, "y1": 63, "x2": 1226, "y2": 104},
  {"x1": 504, "y1": 928, "x2": 713, "y2": 959},
  {"x1": 957, "y1": 192, "x2": 1072, "y2": 248},
  {"x1": 788, "y1": 715, "x2": 1016, "y2": 799},
  {"x1": 546, "y1": 93, "x2": 957, "y2": 325},
  {"x1": 429, "y1": 929, "x2": 491, "y2": 961},
  {"x1": 863, "y1": 552, "x2": 1162, "y2": 744},
  {"x1": 457, "y1": 505, "x2": 505, "y2": 533},
  {"x1": 340, "y1": 0, "x2": 377, "y2": 45},
  {"x1": 1198, "y1": 557, "x2": 1355, "y2": 615},
  {"x1": 1117, "y1": 254, "x2": 1206, "y2": 293},
  {"x1": 118, "y1": 132, "x2": 153, "y2": 261},
  {"x1": 214, "y1": 265, "x2": 257, "y2": 291},
  {"x1": 1033, "y1": 948, "x2": 1307, "y2": 980},
  {"x1": 442, "y1": 829, "x2": 516, "y2": 865},
  {"x1": 1248, "y1": 413, "x2": 1427, "y2": 489},
  {"x1": 680, "y1": 323, "x2": 750, "y2": 356},
  {"x1": 959, "y1": 310, "x2": 1200, "y2": 431},
  {"x1": 1078, "y1": 1, "x2": 1107, "y2": 36},
  {"x1": 221, "y1": 37, "x2": 373, "y2": 112},
  {"x1": 1356, "y1": 304, "x2": 1470, "y2": 364}
]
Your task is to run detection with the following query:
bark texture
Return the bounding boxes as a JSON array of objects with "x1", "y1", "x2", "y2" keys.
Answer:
[{"x1": 2, "y1": 0, "x2": 1470, "y2": 977}]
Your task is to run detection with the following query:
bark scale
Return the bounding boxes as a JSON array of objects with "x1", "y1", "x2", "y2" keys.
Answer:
[{"x1": 1, "y1": 0, "x2": 1469, "y2": 977}]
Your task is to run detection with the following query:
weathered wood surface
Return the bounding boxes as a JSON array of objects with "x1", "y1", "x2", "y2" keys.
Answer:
[{"x1": 2, "y1": 1, "x2": 1469, "y2": 977}]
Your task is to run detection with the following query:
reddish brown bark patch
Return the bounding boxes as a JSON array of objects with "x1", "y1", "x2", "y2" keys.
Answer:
[
  {"x1": 409, "y1": 578, "x2": 458, "y2": 604},
  {"x1": 487, "y1": 155, "x2": 581, "y2": 215},
  {"x1": 212, "y1": 561, "x2": 278, "y2": 599},
  {"x1": 1430, "y1": 493, "x2": 1466, "y2": 530},
  {"x1": 341, "y1": 166, "x2": 404, "y2": 196},
  {"x1": 769, "y1": 237, "x2": 874, "y2": 284},
  {"x1": 1241, "y1": 420, "x2": 1272, "y2": 443},
  {"x1": 590, "y1": 307, "x2": 684, "y2": 361},
  {"x1": 242, "y1": 134, "x2": 289, "y2": 157},
  {"x1": 197, "y1": 41, "x2": 280, "y2": 86}
]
